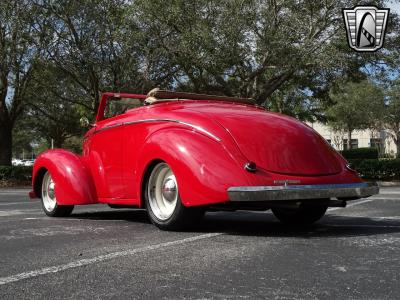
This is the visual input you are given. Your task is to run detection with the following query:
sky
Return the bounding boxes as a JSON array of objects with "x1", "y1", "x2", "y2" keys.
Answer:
[{"x1": 387, "y1": 1, "x2": 400, "y2": 14}]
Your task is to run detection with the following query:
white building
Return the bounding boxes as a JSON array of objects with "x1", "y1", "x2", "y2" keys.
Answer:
[{"x1": 308, "y1": 122, "x2": 398, "y2": 157}]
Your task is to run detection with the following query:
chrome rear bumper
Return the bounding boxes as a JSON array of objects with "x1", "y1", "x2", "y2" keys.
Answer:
[{"x1": 228, "y1": 182, "x2": 379, "y2": 202}]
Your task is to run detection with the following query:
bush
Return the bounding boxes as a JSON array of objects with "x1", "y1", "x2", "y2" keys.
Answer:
[
  {"x1": 380, "y1": 152, "x2": 396, "y2": 159},
  {"x1": 341, "y1": 147, "x2": 379, "y2": 160},
  {"x1": 0, "y1": 166, "x2": 32, "y2": 181},
  {"x1": 348, "y1": 159, "x2": 400, "y2": 180}
]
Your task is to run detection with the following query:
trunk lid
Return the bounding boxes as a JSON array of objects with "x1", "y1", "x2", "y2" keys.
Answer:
[{"x1": 188, "y1": 103, "x2": 342, "y2": 176}]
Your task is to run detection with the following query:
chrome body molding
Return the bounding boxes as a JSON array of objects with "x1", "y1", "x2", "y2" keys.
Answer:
[
  {"x1": 228, "y1": 182, "x2": 379, "y2": 202},
  {"x1": 93, "y1": 119, "x2": 221, "y2": 142},
  {"x1": 94, "y1": 123, "x2": 123, "y2": 133}
]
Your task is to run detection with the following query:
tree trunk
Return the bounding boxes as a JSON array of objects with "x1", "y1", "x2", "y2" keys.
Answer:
[
  {"x1": 53, "y1": 136, "x2": 64, "y2": 148},
  {"x1": 347, "y1": 130, "x2": 352, "y2": 150},
  {"x1": 51, "y1": 127, "x2": 66, "y2": 149},
  {"x1": 255, "y1": 72, "x2": 293, "y2": 105},
  {"x1": 0, "y1": 122, "x2": 12, "y2": 166},
  {"x1": 396, "y1": 134, "x2": 400, "y2": 158}
]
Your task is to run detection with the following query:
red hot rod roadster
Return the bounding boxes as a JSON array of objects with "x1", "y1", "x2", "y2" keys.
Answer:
[{"x1": 30, "y1": 88, "x2": 379, "y2": 230}]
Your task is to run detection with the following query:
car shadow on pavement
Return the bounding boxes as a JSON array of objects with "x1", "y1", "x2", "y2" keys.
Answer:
[
  {"x1": 204, "y1": 210, "x2": 400, "y2": 238},
  {"x1": 68, "y1": 209, "x2": 400, "y2": 238},
  {"x1": 199, "y1": 212, "x2": 400, "y2": 238}
]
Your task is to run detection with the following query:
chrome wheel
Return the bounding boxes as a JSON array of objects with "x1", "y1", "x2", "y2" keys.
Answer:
[
  {"x1": 42, "y1": 171, "x2": 57, "y2": 212},
  {"x1": 147, "y1": 163, "x2": 178, "y2": 220}
]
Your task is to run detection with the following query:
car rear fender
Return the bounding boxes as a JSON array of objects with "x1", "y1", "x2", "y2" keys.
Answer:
[
  {"x1": 31, "y1": 149, "x2": 98, "y2": 205},
  {"x1": 136, "y1": 128, "x2": 251, "y2": 207}
]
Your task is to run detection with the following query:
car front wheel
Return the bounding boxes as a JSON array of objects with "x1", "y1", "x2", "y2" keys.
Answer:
[
  {"x1": 145, "y1": 162, "x2": 204, "y2": 230},
  {"x1": 41, "y1": 171, "x2": 74, "y2": 217},
  {"x1": 271, "y1": 204, "x2": 327, "y2": 226}
]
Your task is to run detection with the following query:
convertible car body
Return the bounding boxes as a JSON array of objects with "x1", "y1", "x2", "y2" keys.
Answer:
[{"x1": 30, "y1": 89, "x2": 379, "y2": 229}]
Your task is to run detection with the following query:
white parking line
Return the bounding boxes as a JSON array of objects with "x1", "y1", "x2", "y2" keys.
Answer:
[
  {"x1": 0, "y1": 232, "x2": 223, "y2": 285},
  {"x1": 328, "y1": 199, "x2": 375, "y2": 212},
  {"x1": 328, "y1": 224, "x2": 400, "y2": 228},
  {"x1": 0, "y1": 202, "x2": 37, "y2": 206},
  {"x1": 0, "y1": 210, "x2": 42, "y2": 217},
  {"x1": 23, "y1": 217, "x2": 126, "y2": 222},
  {"x1": 0, "y1": 191, "x2": 30, "y2": 195},
  {"x1": 375, "y1": 191, "x2": 400, "y2": 195},
  {"x1": 369, "y1": 197, "x2": 400, "y2": 200},
  {"x1": 346, "y1": 199, "x2": 376, "y2": 207},
  {"x1": 370, "y1": 216, "x2": 400, "y2": 220}
]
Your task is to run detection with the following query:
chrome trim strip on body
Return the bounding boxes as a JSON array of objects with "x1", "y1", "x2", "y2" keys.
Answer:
[
  {"x1": 94, "y1": 123, "x2": 123, "y2": 133},
  {"x1": 228, "y1": 182, "x2": 379, "y2": 202},
  {"x1": 93, "y1": 119, "x2": 221, "y2": 141}
]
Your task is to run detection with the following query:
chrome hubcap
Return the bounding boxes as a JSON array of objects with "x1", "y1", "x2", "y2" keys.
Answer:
[
  {"x1": 162, "y1": 178, "x2": 177, "y2": 202},
  {"x1": 42, "y1": 172, "x2": 57, "y2": 212},
  {"x1": 148, "y1": 163, "x2": 178, "y2": 220}
]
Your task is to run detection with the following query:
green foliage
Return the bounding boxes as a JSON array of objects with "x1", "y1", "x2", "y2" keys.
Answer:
[
  {"x1": 0, "y1": 166, "x2": 32, "y2": 181},
  {"x1": 24, "y1": 62, "x2": 84, "y2": 148},
  {"x1": 327, "y1": 81, "x2": 385, "y2": 133},
  {"x1": 12, "y1": 123, "x2": 34, "y2": 158},
  {"x1": 64, "y1": 136, "x2": 83, "y2": 154},
  {"x1": 37, "y1": 0, "x2": 144, "y2": 112},
  {"x1": 326, "y1": 80, "x2": 385, "y2": 149},
  {"x1": 341, "y1": 148, "x2": 379, "y2": 160},
  {"x1": 380, "y1": 152, "x2": 397, "y2": 159},
  {"x1": 1, "y1": 0, "x2": 399, "y2": 165},
  {"x1": 0, "y1": 0, "x2": 41, "y2": 165},
  {"x1": 348, "y1": 159, "x2": 400, "y2": 181},
  {"x1": 132, "y1": 0, "x2": 384, "y2": 107}
]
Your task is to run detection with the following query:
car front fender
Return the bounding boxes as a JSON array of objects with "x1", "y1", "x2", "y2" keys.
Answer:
[
  {"x1": 136, "y1": 128, "x2": 251, "y2": 207},
  {"x1": 31, "y1": 149, "x2": 98, "y2": 205}
]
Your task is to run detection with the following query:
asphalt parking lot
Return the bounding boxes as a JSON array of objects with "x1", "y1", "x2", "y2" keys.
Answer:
[{"x1": 0, "y1": 187, "x2": 399, "y2": 299}]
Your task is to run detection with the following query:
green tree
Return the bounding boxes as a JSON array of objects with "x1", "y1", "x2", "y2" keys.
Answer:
[
  {"x1": 25, "y1": 62, "x2": 83, "y2": 148},
  {"x1": 3, "y1": 0, "x2": 399, "y2": 162},
  {"x1": 131, "y1": 0, "x2": 395, "y2": 108},
  {"x1": 327, "y1": 81, "x2": 385, "y2": 149},
  {"x1": 0, "y1": 0, "x2": 40, "y2": 165},
  {"x1": 36, "y1": 0, "x2": 146, "y2": 117},
  {"x1": 12, "y1": 120, "x2": 35, "y2": 159}
]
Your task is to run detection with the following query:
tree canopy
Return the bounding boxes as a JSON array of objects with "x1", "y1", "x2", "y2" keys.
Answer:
[
  {"x1": 0, "y1": 0, "x2": 399, "y2": 164},
  {"x1": 326, "y1": 80, "x2": 385, "y2": 149}
]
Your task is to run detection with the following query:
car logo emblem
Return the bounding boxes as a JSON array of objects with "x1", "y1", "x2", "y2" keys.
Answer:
[{"x1": 342, "y1": 6, "x2": 389, "y2": 52}]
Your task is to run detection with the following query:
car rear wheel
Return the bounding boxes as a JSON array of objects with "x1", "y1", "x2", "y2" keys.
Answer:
[
  {"x1": 41, "y1": 171, "x2": 74, "y2": 217},
  {"x1": 145, "y1": 162, "x2": 204, "y2": 230},
  {"x1": 272, "y1": 204, "x2": 327, "y2": 226}
]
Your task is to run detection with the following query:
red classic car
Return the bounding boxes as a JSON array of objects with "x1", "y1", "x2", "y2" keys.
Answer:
[{"x1": 30, "y1": 88, "x2": 379, "y2": 230}]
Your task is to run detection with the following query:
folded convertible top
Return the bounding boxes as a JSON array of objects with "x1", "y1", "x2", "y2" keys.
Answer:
[{"x1": 146, "y1": 88, "x2": 255, "y2": 105}]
